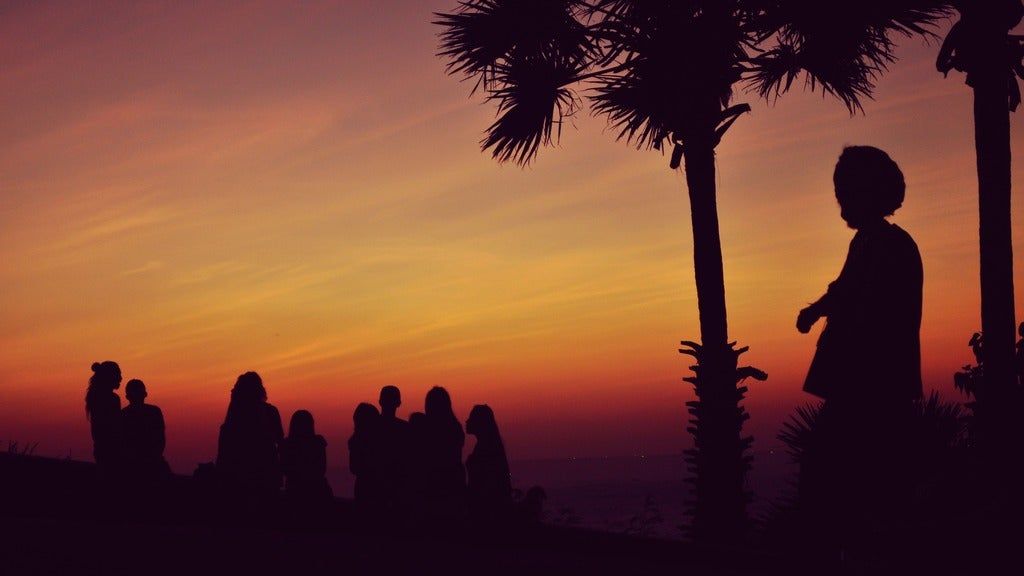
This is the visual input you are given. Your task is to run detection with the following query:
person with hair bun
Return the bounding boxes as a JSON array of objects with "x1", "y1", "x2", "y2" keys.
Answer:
[{"x1": 86, "y1": 361, "x2": 124, "y2": 472}]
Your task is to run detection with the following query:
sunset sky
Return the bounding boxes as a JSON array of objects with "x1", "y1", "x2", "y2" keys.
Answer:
[{"x1": 3, "y1": 1, "x2": 1024, "y2": 476}]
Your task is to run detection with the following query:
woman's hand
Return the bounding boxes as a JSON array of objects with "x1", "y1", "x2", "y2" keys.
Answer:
[{"x1": 797, "y1": 304, "x2": 822, "y2": 334}]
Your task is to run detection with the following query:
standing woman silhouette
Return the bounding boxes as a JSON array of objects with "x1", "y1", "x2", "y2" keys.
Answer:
[{"x1": 86, "y1": 361, "x2": 124, "y2": 474}]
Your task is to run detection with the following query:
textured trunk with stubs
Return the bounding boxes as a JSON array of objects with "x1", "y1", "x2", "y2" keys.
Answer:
[{"x1": 680, "y1": 138, "x2": 751, "y2": 545}]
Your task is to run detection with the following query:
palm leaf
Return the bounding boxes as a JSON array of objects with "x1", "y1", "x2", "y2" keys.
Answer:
[
  {"x1": 436, "y1": 0, "x2": 590, "y2": 90},
  {"x1": 482, "y1": 53, "x2": 582, "y2": 165},
  {"x1": 590, "y1": 1, "x2": 747, "y2": 149},
  {"x1": 750, "y1": 0, "x2": 951, "y2": 111},
  {"x1": 777, "y1": 402, "x2": 822, "y2": 464}
]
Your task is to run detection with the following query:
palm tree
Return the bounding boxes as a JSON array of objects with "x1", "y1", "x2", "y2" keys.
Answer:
[
  {"x1": 435, "y1": 0, "x2": 946, "y2": 545},
  {"x1": 936, "y1": 0, "x2": 1024, "y2": 449}
]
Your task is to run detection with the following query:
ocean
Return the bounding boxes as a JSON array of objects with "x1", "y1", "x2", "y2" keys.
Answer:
[{"x1": 326, "y1": 449, "x2": 795, "y2": 539}]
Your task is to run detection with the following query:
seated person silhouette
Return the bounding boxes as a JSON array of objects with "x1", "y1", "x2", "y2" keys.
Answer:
[
  {"x1": 796, "y1": 146, "x2": 923, "y2": 529},
  {"x1": 280, "y1": 410, "x2": 333, "y2": 503},
  {"x1": 348, "y1": 402, "x2": 383, "y2": 506},
  {"x1": 465, "y1": 404, "x2": 513, "y2": 526},
  {"x1": 86, "y1": 361, "x2": 124, "y2": 474},
  {"x1": 377, "y1": 385, "x2": 410, "y2": 508},
  {"x1": 121, "y1": 379, "x2": 170, "y2": 480},
  {"x1": 216, "y1": 371, "x2": 284, "y2": 495}
]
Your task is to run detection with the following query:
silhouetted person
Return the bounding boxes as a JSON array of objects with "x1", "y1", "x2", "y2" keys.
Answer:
[
  {"x1": 798, "y1": 146, "x2": 923, "y2": 408},
  {"x1": 86, "y1": 361, "x2": 123, "y2": 474},
  {"x1": 420, "y1": 387, "x2": 466, "y2": 511},
  {"x1": 121, "y1": 379, "x2": 169, "y2": 481},
  {"x1": 406, "y1": 410, "x2": 429, "y2": 510},
  {"x1": 280, "y1": 410, "x2": 333, "y2": 503},
  {"x1": 796, "y1": 146, "x2": 923, "y2": 549},
  {"x1": 377, "y1": 385, "x2": 410, "y2": 508},
  {"x1": 465, "y1": 404, "x2": 512, "y2": 525},
  {"x1": 216, "y1": 371, "x2": 284, "y2": 494},
  {"x1": 348, "y1": 402, "x2": 383, "y2": 506}
]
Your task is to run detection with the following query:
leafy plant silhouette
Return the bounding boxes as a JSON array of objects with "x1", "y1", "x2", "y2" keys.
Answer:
[
  {"x1": 767, "y1": 392, "x2": 966, "y2": 554},
  {"x1": 953, "y1": 323, "x2": 1024, "y2": 453}
]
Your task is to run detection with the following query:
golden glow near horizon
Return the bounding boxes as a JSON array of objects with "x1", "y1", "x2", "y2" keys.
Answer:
[{"x1": 2, "y1": 2, "x2": 1024, "y2": 470}]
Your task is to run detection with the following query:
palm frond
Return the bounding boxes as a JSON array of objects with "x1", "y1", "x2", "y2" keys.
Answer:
[
  {"x1": 436, "y1": 0, "x2": 591, "y2": 90},
  {"x1": 749, "y1": 0, "x2": 951, "y2": 111},
  {"x1": 482, "y1": 54, "x2": 582, "y2": 165},
  {"x1": 914, "y1": 391, "x2": 968, "y2": 453},
  {"x1": 777, "y1": 402, "x2": 822, "y2": 464},
  {"x1": 590, "y1": 2, "x2": 748, "y2": 149}
]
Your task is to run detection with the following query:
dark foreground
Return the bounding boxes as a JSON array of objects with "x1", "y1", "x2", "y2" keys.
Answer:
[
  {"x1": 0, "y1": 453, "x2": 1020, "y2": 576},
  {"x1": 0, "y1": 453, "x2": 788, "y2": 576}
]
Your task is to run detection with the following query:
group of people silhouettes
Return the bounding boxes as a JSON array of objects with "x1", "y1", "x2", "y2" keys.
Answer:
[
  {"x1": 348, "y1": 385, "x2": 515, "y2": 524},
  {"x1": 87, "y1": 363, "x2": 524, "y2": 526},
  {"x1": 86, "y1": 361, "x2": 169, "y2": 481},
  {"x1": 214, "y1": 371, "x2": 332, "y2": 504}
]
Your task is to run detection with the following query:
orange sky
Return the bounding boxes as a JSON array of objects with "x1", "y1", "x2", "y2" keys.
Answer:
[{"x1": 2, "y1": 2, "x2": 1024, "y2": 473}]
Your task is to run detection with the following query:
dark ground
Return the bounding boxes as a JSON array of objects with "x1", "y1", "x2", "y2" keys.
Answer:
[
  {"x1": 2, "y1": 452, "x2": 1020, "y2": 575},
  {"x1": 0, "y1": 453, "x2": 794, "y2": 576}
]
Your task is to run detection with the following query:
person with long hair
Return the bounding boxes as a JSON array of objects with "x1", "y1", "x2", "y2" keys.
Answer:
[
  {"x1": 280, "y1": 409, "x2": 332, "y2": 503},
  {"x1": 348, "y1": 402, "x2": 382, "y2": 506},
  {"x1": 86, "y1": 361, "x2": 123, "y2": 472},
  {"x1": 215, "y1": 371, "x2": 284, "y2": 494},
  {"x1": 465, "y1": 404, "x2": 512, "y2": 524},
  {"x1": 422, "y1": 387, "x2": 466, "y2": 506}
]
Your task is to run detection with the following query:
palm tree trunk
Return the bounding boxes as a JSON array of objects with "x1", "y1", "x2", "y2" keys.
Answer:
[
  {"x1": 681, "y1": 139, "x2": 749, "y2": 545},
  {"x1": 972, "y1": 73, "x2": 1018, "y2": 439},
  {"x1": 683, "y1": 143, "x2": 729, "y2": 351}
]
